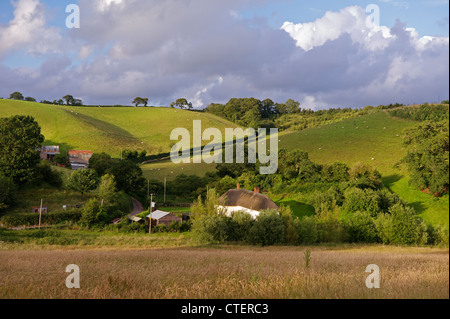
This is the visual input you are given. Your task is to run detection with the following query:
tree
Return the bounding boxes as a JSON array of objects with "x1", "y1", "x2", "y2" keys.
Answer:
[
  {"x1": 63, "y1": 95, "x2": 75, "y2": 106},
  {"x1": 132, "y1": 97, "x2": 149, "y2": 107},
  {"x1": 171, "y1": 98, "x2": 193, "y2": 110},
  {"x1": 285, "y1": 99, "x2": 301, "y2": 114},
  {"x1": 99, "y1": 174, "x2": 117, "y2": 203},
  {"x1": 9, "y1": 92, "x2": 24, "y2": 100},
  {"x1": 108, "y1": 160, "x2": 146, "y2": 195},
  {"x1": 67, "y1": 169, "x2": 100, "y2": 196},
  {"x1": 25, "y1": 97, "x2": 36, "y2": 102},
  {"x1": 0, "y1": 174, "x2": 16, "y2": 211},
  {"x1": 401, "y1": 121, "x2": 449, "y2": 196},
  {"x1": 0, "y1": 115, "x2": 45, "y2": 184},
  {"x1": 81, "y1": 198, "x2": 100, "y2": 227},
  {"x1": 89, "y1": 152, "x2": 114, "y2": 176}
]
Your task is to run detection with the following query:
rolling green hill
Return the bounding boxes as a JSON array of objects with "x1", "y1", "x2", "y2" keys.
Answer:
[
  {"x1": 0, "y1": 99, "x2": 239, "y2": 157},
  {"x1": 1, "y1": 100, "x2": 447, "y2": 227},
  {"x1": 277, "y1": 111, "x2": 448, "y2": 227}
]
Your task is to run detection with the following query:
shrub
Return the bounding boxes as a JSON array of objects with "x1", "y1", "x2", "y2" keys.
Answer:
[
  {"x1": 0, "y1": 210, "x2": 81, "y2": 227},
  {"x1": 342, "y1": 187, "x2": 381, "y2": 216},
  {"x1": 192, "y1": 214, "x2": 229, "y2": 243},
  {"x1": 314, "y1": 207, "x2": 347, "y2": 243},
  {"x1": 168, "y1": 221, "x2": 181, "y2": 233},
  {"x1": 348, "y1": 162, "x2": 382, "y2": 190},
  {"x1": 81, "y1": 198, "x2": 99, "y2": 227},
  {"x1": 294, "y1": 216, "x2": 318, "y2": 244},
  {"x1": 375, "y1": 204, "x2": 428, "y2": 245},
  {"x1": 308, "y1": 188, "x2": 339, "y2": 213},
  {"x1": 279, "y1": 205, "x2": 298, "y2": 244},
  {"x1": 248, "y1": 210, "x2": 285, "y2": 246},
  {"x1": 345, "y1": 211, "x2": 379, "y2": 243},
  {"x1": 425, "y1": 225, "x2": 449, "y2": 247},
  {"x1": 227, "y1": 211, "x2": 254, "y2": 242}
]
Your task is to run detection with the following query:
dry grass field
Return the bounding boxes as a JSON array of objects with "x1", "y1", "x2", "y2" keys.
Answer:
[{"x1": 0, "y1": 245, "x2": 448, "y2": 299}]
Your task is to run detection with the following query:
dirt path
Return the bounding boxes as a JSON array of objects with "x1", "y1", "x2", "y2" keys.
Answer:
[{"x1": 130, "y1": 197, "x2": 144, "y2": 216}]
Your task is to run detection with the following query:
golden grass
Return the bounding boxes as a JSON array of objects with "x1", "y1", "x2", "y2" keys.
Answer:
[{"x1": 0, "y1": 246, "x2": 448, "y2": 299}]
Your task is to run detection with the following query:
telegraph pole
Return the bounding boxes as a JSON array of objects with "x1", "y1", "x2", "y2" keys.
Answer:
[
  {"x1": 38, "y1": 199, "x2": 43, "y2": 229},
  {"x1": 148, "y1": 193, "x2": 155, "y2": 234}
]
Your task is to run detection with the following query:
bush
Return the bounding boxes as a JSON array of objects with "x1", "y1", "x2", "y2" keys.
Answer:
[
  {"x1": 375, "y1": 204, "x2": 428, "y2": 245},
  {"x1": 425, "y1": 225, "x2": 449, "y2": 247},
  {"x1": 248, "y1": 210, "x2": 285, "y2": 246},
  {"x1": 227, "y1": 211, "x2": 254, "y2": 242},
  {"x1": 308, "y1": 188, "x2": 339, "y2": 213},
  {"x1": 314, "y1": 207, "x2": 346, "y2": 243},
  {"x1": 294, "y1": 216, "x2": 318, "y2": 244},
  {"x1": 342, "y1": 187, "x2": 381, "y2": 216},
  {"x1": 192, "y1": 214, "x2": 229, "y2": 243},
  {"x1": 345, "y1": 211, "x2": 379, "y2": 243},
  {"x1": 279, "y1": 205, "x2": 298, "y2": 244},
  {"x1": 1, "y1": 210, "x2": 81, "y2": 227}
]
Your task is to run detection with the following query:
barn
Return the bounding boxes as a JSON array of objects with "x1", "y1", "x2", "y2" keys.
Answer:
[
  {"x1": 218, "y1": 184, "x2": 279, "y2": 219},
  {"x1": 69, "y1": 150, "x2": 93, "y2": 170},
  {"x1": 40, "y1": 146, "x2": 60, "y2": 161},
  {"x1": 146, "y1": 210, "x2": 182, "y2": 227}
]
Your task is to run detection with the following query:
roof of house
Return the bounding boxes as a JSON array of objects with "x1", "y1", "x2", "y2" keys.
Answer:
[
  {"x1": 218, "y1": 189, "x2": 279, "y2": 212},
  {"x1": 146, "y1": 210, "x2": 171, "y2": 220},
  {"x1": 69, "y1": 150, "x2": 93, "y2": 156}
]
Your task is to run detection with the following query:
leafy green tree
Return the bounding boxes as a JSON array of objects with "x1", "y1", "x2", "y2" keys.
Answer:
[
  {"x1": 401, "y1": 121, "x2": 449, "y2": 195},
  {"x1": 345, "y1": 211, "x2": 379, "y2": 243},
  {"x1": 0, "y1": 174, "x2": 16, "y2": 211},
  {"x1": 171, "y1": 98, "x2": 193, "y2": 110},
  {"x1": 25, "y1": 97, "x2": 36, "y2": 102},
  {"x1": 132, "y1": 97, "x2": 149, "y2": 107},
  {"x1": 108, "y1": 160, "x2": 146, "y2": 196},
  {"x1": 0, "y1": 115, "x2": 45, "y2": 184},
  {"x1": 9, "y1": 92, "x2": 24, "y2": 100},
  {"x1": 99, "y1": 174, "x2": 117, "y2": 203},
  {"x1": 285, "y1": 99, "x2": 301, "y2": 114},
  {"x1": 375, "y1": 204, "x2": 428, "y2": 245},
  {"x1": 67, "y1": 169, "x2": 100, "y2": 196},
  {"x1": 89, "y1": 152, "x2": 114, "y2": 176},
  {"x1": 348, "y1": 162, "x2": 382, "y2": 190},
  {"x1": 81, "y1": 198, "x2": 99, "y2": 226},
  {"x1": 62, "y1": 95, "x2": 75, "y2": 106}
]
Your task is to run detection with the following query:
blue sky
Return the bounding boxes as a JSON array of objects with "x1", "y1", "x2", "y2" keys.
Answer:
[
  {"x1": 1, "y1": 0, "x2": 448, "y2": 36},
  {"x1": 0, "y1": 0, "x2": 448, "y2": 107}
]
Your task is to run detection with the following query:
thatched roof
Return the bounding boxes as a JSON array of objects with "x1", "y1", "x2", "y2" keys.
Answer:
[{"x1": 219, "y1": 189, "x2": 279, "y2": 211}]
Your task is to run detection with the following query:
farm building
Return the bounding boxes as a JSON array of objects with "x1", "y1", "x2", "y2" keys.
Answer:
[
  {"x1": 40, "y1": 146, "x2": 60, "y2": 161},
  {"x1": 146, "y1": 210, "x2": 182, "y2": 228},
  {"x1": 218, "y1": 184, "x2": 279, "y2": 219},
  {"x1": 69, "y1": 150, "x2": 93, "y2": 170}
]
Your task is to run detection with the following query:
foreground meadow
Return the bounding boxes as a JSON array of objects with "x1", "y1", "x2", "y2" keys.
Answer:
[{"x1": 0, "y1": 245, "x2": 448, "y2": 299}]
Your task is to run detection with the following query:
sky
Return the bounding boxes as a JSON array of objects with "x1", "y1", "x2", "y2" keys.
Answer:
[{"x1": 0, "y1": 0, "x2": 448, "y2": 109}]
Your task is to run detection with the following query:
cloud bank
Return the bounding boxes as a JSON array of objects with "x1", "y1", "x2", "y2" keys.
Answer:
[{"x1": 0, "y1": 0, "x2": 448, "y2": 109}]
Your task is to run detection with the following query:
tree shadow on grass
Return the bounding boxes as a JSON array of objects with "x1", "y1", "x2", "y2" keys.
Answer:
[
  {"x1": 277, "y1": 200, "x2": 316, "y2": 219},
  {"x1": 382, "y1": 174, "x2": 403, "y2": 190},
  {"x1": 408, "y1": 201, "x2": 426, "y2": 215}
]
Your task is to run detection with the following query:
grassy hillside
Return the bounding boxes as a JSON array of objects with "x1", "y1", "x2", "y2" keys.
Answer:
[
  {"x1": 1, "y1": 100, "x2": 447, "y2": 227},
  {"x1": 278, "y1": 111, "x2": 448, "y2": 227},
  {"x1": 278, "y1": 111, "x2": 414, "y2": 175},
  {"x1": 0, "y1": 100, "x2": 239, "y2": 157}
]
